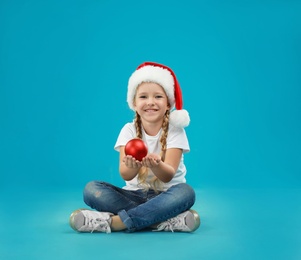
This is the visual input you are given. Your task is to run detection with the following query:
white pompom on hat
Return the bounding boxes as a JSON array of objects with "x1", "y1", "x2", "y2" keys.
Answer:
[{"x1": 127, "y1": 61, "x2": 190, "y2": 128}]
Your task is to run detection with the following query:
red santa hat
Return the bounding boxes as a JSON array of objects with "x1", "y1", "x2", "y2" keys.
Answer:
[{"x1": 127, "y1": 61, "x2": 190, "y2": 128}]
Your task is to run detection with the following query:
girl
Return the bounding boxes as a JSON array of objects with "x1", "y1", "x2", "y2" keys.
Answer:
[{"x1": 69, "y1": 62, "x2": 200, "y2": 233}]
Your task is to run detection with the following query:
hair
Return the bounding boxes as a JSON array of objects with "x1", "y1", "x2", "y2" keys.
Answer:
[{"x1": 134, "y1": 110, "x2": 170, "y2": 192}]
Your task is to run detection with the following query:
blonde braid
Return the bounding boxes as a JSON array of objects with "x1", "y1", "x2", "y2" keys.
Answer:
[
  {"x1": 134, "y1": 112, "x2": 142, "y2": 139},
  {"x1": 159, "y1": 110, "x2": 170, "y2": 161}
]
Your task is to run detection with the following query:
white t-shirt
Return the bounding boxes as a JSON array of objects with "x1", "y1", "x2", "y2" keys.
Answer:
[{"x1": 114, "y1": 122, "x2": 190, "y2": 191}]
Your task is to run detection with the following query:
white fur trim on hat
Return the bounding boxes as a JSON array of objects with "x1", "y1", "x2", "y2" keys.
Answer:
[
  {"x1": 127, "y1": 65, "x2": 175, "y2": 110},
  {"x1": 170, "y1": 109, "x2": 190, "y2": 128}
]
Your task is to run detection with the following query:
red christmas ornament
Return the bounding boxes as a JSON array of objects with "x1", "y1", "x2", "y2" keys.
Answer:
[{"x1": 125, "y1": 139, "x2": 148, "y2": 161}]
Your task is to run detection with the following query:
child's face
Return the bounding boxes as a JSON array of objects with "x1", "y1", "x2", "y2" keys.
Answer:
[{"x1": 134, "y1": 82, "x2": 170, "y2": 124}]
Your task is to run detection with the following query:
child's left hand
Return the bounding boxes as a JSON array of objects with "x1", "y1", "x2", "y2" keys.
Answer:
[{"x1": 141, "y1": 153, "x2": 161, "y2": 168}]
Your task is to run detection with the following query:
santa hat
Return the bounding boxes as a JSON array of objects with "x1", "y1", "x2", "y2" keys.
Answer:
[{"x1": 127, "y1": 61, "x2": 190, "y2": 128}]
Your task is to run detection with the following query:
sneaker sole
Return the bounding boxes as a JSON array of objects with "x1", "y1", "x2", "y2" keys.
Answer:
[
  {"x1": 188, "y1": 209, "x2": 201, "y2": 232},
  {"x1": 69, "y1": 208, "x2": 88, "y2": 231}
]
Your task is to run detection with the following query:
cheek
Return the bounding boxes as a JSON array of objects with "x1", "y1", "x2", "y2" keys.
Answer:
[
  {"x1": 134, "y1": 98, "x2": 145, "y2": 107},
  {"x1": 133, "y1": 101, "x2": 142, "y2": 111},
  {"x1": 133, "y1": 98, "x2": 139, "y2": 108}
]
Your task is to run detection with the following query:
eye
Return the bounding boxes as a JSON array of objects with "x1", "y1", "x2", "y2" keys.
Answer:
[
  {"x1": 139, "y1": 95, "x2": 147, "y2": 99},
  {"x1": 155, "y1": 95, "x2": 163, "y2": 99}
]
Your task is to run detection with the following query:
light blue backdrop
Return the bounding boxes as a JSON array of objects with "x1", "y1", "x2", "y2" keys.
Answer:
[{"x1": 1, "y1": 0, "x2": 300, "y2": 190}]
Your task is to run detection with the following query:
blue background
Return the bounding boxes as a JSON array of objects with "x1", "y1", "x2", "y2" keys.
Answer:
[{"x1": 1, "y1": 0, "x2": 301, "y2": 259}]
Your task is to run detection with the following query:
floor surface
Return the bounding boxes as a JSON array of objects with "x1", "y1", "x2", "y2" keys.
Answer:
[{"x1": 1, "y1": 187, "x2": 300, "y2": 260}]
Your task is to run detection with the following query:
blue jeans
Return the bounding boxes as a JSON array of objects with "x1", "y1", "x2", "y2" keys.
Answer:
[{"x1": 83, "y1": 181, "x2": 196, "y2": 232}]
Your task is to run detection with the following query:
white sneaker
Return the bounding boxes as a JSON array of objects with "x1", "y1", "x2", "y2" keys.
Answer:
[
  {"x1": 69, "y1": 209, "x2": 113, "y2": 233},
  {"x1": 155, "y1": 210, "x2": 200, "y2": 232}
]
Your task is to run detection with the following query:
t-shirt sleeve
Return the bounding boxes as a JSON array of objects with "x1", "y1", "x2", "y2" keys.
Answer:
[
  {"x1": 114, "y1": 123, "x2": 136, "y2": 152},
  {"x1": 167, "y1": 125, "x2": 190, "y2": 154}
]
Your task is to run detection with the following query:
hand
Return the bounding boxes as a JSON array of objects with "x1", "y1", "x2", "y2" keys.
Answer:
[
  {"x1": 123, "y1": 155, "x2": 142, "y2": 169},
  {"x1": 141, "y1": 153, "x2": 161, "y2": 168}
]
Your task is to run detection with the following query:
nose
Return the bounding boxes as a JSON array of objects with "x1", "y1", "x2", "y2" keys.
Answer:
[{"x1": 147, "y1": 97, "x2": 155, "y2": 106}]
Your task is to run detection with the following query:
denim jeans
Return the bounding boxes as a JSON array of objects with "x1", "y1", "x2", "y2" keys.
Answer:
[{"x1": 83, "y1": 181, "x2": 196, "y2": 232}]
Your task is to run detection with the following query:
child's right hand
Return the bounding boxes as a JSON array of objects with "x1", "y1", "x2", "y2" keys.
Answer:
[{"x1": 123, "y1": 155, "x2": 142, "y2": 169}]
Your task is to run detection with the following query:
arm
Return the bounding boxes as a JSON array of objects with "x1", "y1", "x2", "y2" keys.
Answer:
[
  {"x1": 119, "y1": 146, "x2": 143, "y2": 181},
  {"x1": 142, "y1": 148, "x2": 182, "y2": 183}
]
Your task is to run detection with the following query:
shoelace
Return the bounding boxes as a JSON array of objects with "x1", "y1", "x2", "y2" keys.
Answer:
[
  {"x1": 83, "y1": 212, "x2": 110, "y2": 233},
  {"x1": 90, "y1": 219, "x2": 110, "y2": 233},
  {"x1": 155, "y1": 216, "x2": 186, "y2": 232}
]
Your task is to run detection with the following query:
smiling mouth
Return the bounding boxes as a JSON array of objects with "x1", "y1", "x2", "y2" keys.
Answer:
[{"x1": 145, "y1": 109, "x2": 158, "y2": 112}]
